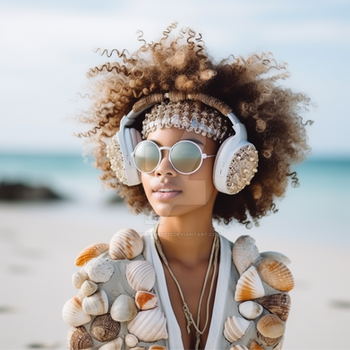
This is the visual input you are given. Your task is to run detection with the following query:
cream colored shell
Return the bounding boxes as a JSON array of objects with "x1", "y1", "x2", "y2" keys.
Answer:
[
  {"x1": 224, "y1": 315, "x2": 251, "y2": 342},
  {"x1": 82, "y1": 290, "x2": 109, "y2": 315},
  {"x1": 238, "y1": 301, "x2": 263, "y2": 320},
  {"x1": 62, "y1": 296, "x2": 91, "y2": 327},
  {"x1": 109, "y1": 228, "x2": 144, "y2": 260},
  {"x1": 235, "y1": 266, "x2": 265, "y2": 302},
  {"x1": 99, "y1": 337, "x2": 123, "y2": 350},
  {"x1": 125, "y1": 334, "x2": 138, "y2": 347},
  {"x1": 232, "y1": 235, "x2": 260, "y2": 275},
  {"x1": 126, "y1": 260, "x2": 156, "y2": 292},
  {"x1": 111, "y1": 294, "x2": 138, "y2": 322},
  {"x1": 72, "y1": 271, "x2": 88, "y2": 289},
  {"x1": 229, "y1": 346, "x2": 249, "y2": 350},
  {"x1": 85, "y1": 257, "x2": 114, "y2": 284}
]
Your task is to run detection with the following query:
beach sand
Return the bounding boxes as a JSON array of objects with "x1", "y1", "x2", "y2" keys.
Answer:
[{"x1": 0, "y1": 202, "x2": 349, "y2": 350}]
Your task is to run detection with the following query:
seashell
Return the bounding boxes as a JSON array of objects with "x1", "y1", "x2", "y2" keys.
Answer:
[
  {"x1": 257, "y1": 258, "x2": 294, "y2": 292},
  {"x1": 235, "y1": 266, "x2": 265, "y2": 302},
  {"x1": 127, "y1": 307, "x2": 168, "y2": 342},
  {"x1": 75, "y1": 243, "x2": 109, "y2": 267},
  {"x1": 125, "y1": 334, "x2": 138, "y2": 347},
  {"x1": 248, "y1": 340, "x2": 264, "y2": 350},
  {"x1": 256, "y1": 293, "x2": 291, "y2": 321},
  {"x1": 72, "y1": 271, "x2": 88, "y2": 289},
  {"x1": 229, "y1": 346, "x2": 248, "y2": 350},
  {"x1": 99, "y1": 337, "x2": 123, "y2": 350},
  {"x1": 149, "y1": 346, "x2": 167, "y2": 350},
  {"x1": 129, "y1": 348, "x2": 146, "y2": 350},
  {"x1": 260, "y1": 251, "x2": 291, "y2": 266},
  {"x1": 62, "y1": 296, "x2": 91, "y2": 327},
  {"x1": 135, "y1": 291, "x2": 158, "y2": 310},
  {"x1": 85, "y1": 257, "x2": 114, "y2": 283},
  {"x1": 257, "y1": 314, "x2": 285, "y2": 339},
  {"x1": 109, "y1": 228, "x2": 144, "y2": 260},
  {"x1": 66, "y1": 326, "x2": 93, "y2": 350},
  {"x1": 80, "y1": 280, "x2": 98, "y2": 297},
  {"x1": 90, "y1": 313, "x2": 121, "y2": 342},
  {"x1": 223, "y1": 315, "x2": 251, "y2": 342},
  {"x1": 258, "y1": 333, "x2": 282, "y2": 346},
  {"x1": 232, "y1": 235, "x2": 260, "y2": 275},
  {"x1": 238, "y1": 301, "x2": 263, "y2": 320},
  {"x1": 82, "y1": 290, "x2": 108, "y2": 315},
  {"x1": 111, "y1": 294, "x2": 138, "y2": 322},
  {"x1": 126, "y1": 260, "x2": 156, "y2": 292},
  {"x1": 273, "y1": 335, "x2": 284, "y2": 350}
]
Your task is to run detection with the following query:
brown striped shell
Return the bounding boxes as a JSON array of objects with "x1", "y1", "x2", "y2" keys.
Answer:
[
  {"x1": 256, "y1": 293, "x2": 291, "y2": 321},
  {"x1": 74, "y1": 243, "x2": 109, "y2": 267},
  {"x1": 66, "y1": 326, "x2": 93, "y2": 350},
  {"x1": 257, "y1": 258, "x2": 294, "y2": 292},
  {"x1": 90, "y1": 313, "x2": 121, "y2": 342},
  {"x1": 257, "y1": 314, "x2": 285, "y2": 339},
  {"x1": 224, "y1": 315, "x2": 251, "y2": 342},
  {"x1": 235, "y1": 266, "x2": 265, "y2": 302}
]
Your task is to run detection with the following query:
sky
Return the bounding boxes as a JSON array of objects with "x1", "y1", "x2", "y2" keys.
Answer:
[{"x1": 0, "y1": 0, "x2": 349, "y2": 157}]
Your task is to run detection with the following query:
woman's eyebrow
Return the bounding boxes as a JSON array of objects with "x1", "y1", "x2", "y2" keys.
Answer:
[{"x1": 184, "y1": 138, "x2": 204, "y2": 146}]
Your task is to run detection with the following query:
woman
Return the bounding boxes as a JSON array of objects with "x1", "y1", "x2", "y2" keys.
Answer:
[{"x1": 63, "y1": 25, "x2": 311, "y2": 350}]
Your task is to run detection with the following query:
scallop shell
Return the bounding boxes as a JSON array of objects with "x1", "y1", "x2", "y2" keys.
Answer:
[
  {"x1": 125, "y1": 334, "x2": 138, "y2": 347},
  {"x1": 149, "y1": 346, "x2": 167, "y2": 350},
  {"x1": 223, "y1": 315, "x2": 251, "y2": 342},
  {"x1": 235, "y1": 266, "x2": 265, "y2": 302},
  {"x1": 126, "y1": 260, "x2": 156, "y2": 292},
  {"x1": 80, "y1": 280, "x2": 98, "y2": 297},
  {"x1": 127, "y1": 307, "x2": 168, "y2": 342},
  {"x1": 82, "y1": 290, "x2": 109, "y2": 315},
  {"x1": 109, "y1": 228, "x2": 144, "y2": 260},
  {"x1": 135, "y1": 291, "x2": 158, "y2": 310},
  {"x1": 232, "y1": 235, "x2": 260, "y2": 275},
  {"x1": 62, "y1": 296, "x2": 91, "y2": 327},
  {"x1": 238, "y1": 301, "x2": 263, "y2": 320},
  {"x1": 99, "y1": 337, "x2": 123, "y2": 350},
  {"x1": 229, "y1": 346, "x2": 249, "y2": 350},
  {"x1": 72, "y1": 271, "x2": 89, "y2": 289},
  {"x1": 257, "y1": 258, "x2": 294, "y2": 292},
  {"x1": 248, "y1": 340, "x2": 264, "y2": 350},
  {"x1": 85, "y1": 257, "x2": 114, "y2": 283},
  {"x1": 257, "y1": 314, "x2": 285, "y2": 339},
  {"x1": 90, "y1": 313, "x2": 121, "y2": 342},
  {"x1": 111, "y1": 294, "x2": 138, "y2": 322},
  {"x1": 75, "y1": 243, "x2": 109, "y2": 267},
  {"x1": 258, "y1": 334, "x2": 282, "y2": 347},
  {"x1": 66, "y1": 326, "x2": 93, "y2": 350},
  {"x1": 256, "y1": 293, "x2": 291, "y2": 321},
  {"x1": 260, "y1": 251, "x2": 291, "y2": 266}
]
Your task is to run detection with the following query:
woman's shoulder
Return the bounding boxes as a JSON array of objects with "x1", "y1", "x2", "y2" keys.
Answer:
[{"x1": 63, "y1": 228, "x2": 168, "y2": 350}]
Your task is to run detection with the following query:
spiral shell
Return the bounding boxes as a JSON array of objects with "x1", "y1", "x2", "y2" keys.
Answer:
[
  {"x1": 66, "y1": 326, "x2": 93, "y2": 350},
  {"x1": 62, "y1": 296, "x2": 91, "y2": 327},
  {"x1": 232, "y1": 235, "x2": 260, "y2": 275},
  {"x1": 82, "y1": 290, "x2": 109, "y2": 315},
  {"x1": 111, "y1": 294, "x2": 138, "y2": 322},
  {"x1": 90, "y1": 313, "x2": 121, "y2": 342},
  {"x1": 75, "y1": 243, "x2": 109, "y2": 267},
  {"x1": 256, "y1": 293, "x2": 291, "y2": 321},
  {"x1": 248, "y1": 340, "x2": 264, "y2": 350},
  {"x1": 80, "y1": 280, "x2": 98, "y2": 297},
  {"x1": 85, "y1": 257, "x2": 114, "y2": 284},
  {"x1": 125, "y1": 334, "x2": 138, "y2": 347},
  {"x1": 109, "y1": 228, "x2": 144, "y2": 260},
  {"x1": 99, "y1": 337, "x2": 123, "y2": 350},
  {"x1": 127, "y1": 307, "x2": 168, "y2": 342},
  {"x1": 235, "y1": 266, "x2": 265, "y2": 302},
  {"x1": 72, "y1": 271, "x2": 88, "y2": 289},
  {"x1": 257, "y1": 314, "x2": 285, "y2": 339},
  {"x1": 257, "y1": 258, "x2": 294, "y2": 292},
  {"x1": 224, "y1": 315, "x2": 251, "y2": 342},
  {"x1": 238, "y1": 301, "x2": 263, "y2": 320},
  {"x1": 126, "y1": 260, "x2": 156, "y2": 292},
  {"x1": 135, "y1": 291, "x2": 158, "y2": 310},
  {"x1": 260, "y1": 251, "x2": 291, "y2": 266}
]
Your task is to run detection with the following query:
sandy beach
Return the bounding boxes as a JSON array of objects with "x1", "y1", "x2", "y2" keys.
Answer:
[{"x1": 0, "y1": 201, "x2": 349, "y2": 350}]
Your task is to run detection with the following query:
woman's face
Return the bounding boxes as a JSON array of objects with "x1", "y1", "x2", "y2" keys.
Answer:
[{"x1": 140, "y1": 127, "x2": 219, "y2": 218}]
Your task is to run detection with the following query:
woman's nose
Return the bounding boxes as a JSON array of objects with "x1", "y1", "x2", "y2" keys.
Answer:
[{"x1": 155, "y1": 151, "x2": 176, "y2": 177}]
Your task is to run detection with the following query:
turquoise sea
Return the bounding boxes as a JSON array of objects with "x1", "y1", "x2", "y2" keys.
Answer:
[{"x1": 0, "y1": 153, "x2": 349, "y2": 247}]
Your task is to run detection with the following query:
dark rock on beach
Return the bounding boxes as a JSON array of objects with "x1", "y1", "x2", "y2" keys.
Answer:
[{"x1": 0, "y1": 182, "x2": 64, "y2": 201}]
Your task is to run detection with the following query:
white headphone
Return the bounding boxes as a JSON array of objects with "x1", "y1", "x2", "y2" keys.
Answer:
[{"x1": 108, "y1": 93, "x2": 258, "y2": 195}]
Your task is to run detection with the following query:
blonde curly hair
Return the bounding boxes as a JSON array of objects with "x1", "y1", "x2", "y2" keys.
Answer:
[{"x1": 78, "y1": 24, "x2": 312, "y2": 227}]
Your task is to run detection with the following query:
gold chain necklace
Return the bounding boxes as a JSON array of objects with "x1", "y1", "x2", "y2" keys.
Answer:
[{"x1": 153, "y1": 227, "x2": 220, "y2": 350}]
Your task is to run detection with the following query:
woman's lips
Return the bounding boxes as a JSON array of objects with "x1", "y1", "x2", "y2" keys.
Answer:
[{"x1": 152, "y1": 188, "x2": 181, "y2": 200}]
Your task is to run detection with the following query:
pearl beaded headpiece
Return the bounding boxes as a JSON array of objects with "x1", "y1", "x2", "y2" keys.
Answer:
[{"x1": 141, "y1": 101, "x2": 232, "y2": 142}]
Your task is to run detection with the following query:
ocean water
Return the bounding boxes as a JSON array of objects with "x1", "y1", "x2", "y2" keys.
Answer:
[{"x1": 0, "y1": 153, "x2": 349, "y2": 247}]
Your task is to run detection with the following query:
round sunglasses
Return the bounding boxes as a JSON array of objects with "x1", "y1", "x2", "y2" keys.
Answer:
[{"x1": 132, "y1": 140, "x2": 216, "y2": 175}]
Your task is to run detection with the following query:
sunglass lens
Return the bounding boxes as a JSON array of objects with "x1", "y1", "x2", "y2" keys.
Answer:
[
  {"x1": 171, "y1": 142, "x2": 201, "y2": 173},
  {"x1": 134, "y1": 141, "x2": 159, "y2": 172}
]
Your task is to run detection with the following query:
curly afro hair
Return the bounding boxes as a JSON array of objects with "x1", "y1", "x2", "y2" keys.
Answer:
[{"x1": 77, "y1": 24, "x2": 312, "y2": 227}]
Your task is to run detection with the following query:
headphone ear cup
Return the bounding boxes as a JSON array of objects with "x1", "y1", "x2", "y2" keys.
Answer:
[
  {"x1": 130, "y1": 128, "x2": 142, "y2": 149},
  {"x1": 213, "y1": 136, "x2": 258, "y2": 195}
]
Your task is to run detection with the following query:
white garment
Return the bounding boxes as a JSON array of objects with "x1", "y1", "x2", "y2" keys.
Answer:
[{"x1": 142, "y1": 230, "x2": 258, "y2": 350}]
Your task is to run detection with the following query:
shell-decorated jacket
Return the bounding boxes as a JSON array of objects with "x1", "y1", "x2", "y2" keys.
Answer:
[{"x1": 63, "y1": 228, "x2": 293, "y2": 350}]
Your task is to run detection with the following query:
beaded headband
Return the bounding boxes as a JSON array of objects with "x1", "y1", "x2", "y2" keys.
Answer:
[{"x1": 141, "y1": 100, "x2": 231, "y2": 142}]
